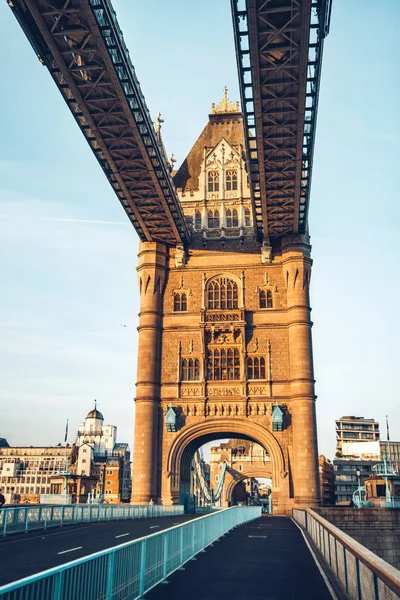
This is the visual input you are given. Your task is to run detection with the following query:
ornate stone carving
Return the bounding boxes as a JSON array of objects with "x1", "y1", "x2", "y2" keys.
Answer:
[
  {"x1": 181, "y1": 386, "x2": 201, "y2": 397},
  {"x1": 261, "y1": 241, "x2": 272, "y2": 263},
  {"x1": 175, "y1": 246, "x2": 186, "y2": 268},
  {"x1": 208, "y1": 386, "x2": 242, "y2": 397},
  {"x1": 206, "y1": 312, "x2": 240, "y2": 322},
  {"x1": 248, "y1": 385, "x2": 268, "y2": 396}
]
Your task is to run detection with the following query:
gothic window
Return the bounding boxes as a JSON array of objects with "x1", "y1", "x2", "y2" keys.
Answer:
[
  {"x1": 207, "y1": 277, "x2": 239, "y2": 310},
  {"x1": 208, "y1": 171, "x2": 220, "y2": 192},
  {"x1": 174, "y1": 292, "x2": 187, "y2": 312},
  {"x1": 232, "y1": 209, "x2": 238, "y2": 227},
  {"x1": 259, "y1": 289, "x2": 273, "y2": 309},
  {"x1": 247, "y1": 356, "x2": 266, "y2": 379},
  {"x1": 226, "y1": 169, "x2": 238, "y2": 191},
  {"x1": 207, "y1": 348, "x2": 240, "y2": 380},
  {"x1": 181, "y1": 358, "x2": 200, "y2": 381},
  {"x1": 226, "y1": 208, "x2": 238, "y2": 228},
  {"x1": 208, "y1": 210, "x2": 220, "y2": 229},
  {"x1": 194, "y1": 210, "x2": 202, "y2": 230},
  {"x1": 245, "y1": 208, "x2": 251, "y2": 227}
]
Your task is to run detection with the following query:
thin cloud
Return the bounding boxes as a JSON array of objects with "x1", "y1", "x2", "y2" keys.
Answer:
[{"x1": 0, "y1": 214, "x2": 129, "y2": 226}]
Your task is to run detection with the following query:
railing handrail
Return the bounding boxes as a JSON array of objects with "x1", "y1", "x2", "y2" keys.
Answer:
[
  {"x1": 0, "y1": 506, "x2": 260, "y2": 596},
  {"x1": 304, "y1": 508, "x2": 400, "y2": 595}
]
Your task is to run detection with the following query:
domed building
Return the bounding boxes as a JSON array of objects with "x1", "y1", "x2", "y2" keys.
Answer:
[{"x1": 75, "y1": 403, "x2": 131, "y2": 503}]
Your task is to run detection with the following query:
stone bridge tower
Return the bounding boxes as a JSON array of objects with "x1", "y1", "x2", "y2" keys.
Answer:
[{"x1": 131, "y1": 90, "x2": 320, "y2": 515}]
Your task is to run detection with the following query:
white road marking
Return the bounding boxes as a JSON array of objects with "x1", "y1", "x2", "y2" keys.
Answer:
[
  {"x1": 115, "y1": 533, "x2": 130, "y2": 538},
  {"x1": 149, "y1": 525, "x2": 160, "y2": 529},
  {"x1": 57, "y1": 546, "x2": 82, "y2": 555}
]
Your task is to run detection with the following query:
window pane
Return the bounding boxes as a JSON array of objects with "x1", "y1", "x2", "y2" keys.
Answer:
[
  {"x1": 232, "y1": 209, "x2": 238, "y2": 227},
  {"x1": 195, "y1": 211, "x2": 202, "y2": 229}
]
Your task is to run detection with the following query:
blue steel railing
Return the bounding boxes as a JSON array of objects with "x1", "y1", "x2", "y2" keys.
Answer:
[
  {"x1": 0, "y1": 506, "x2": 261, "y2": 599},
  {"x1": 293, "y1": 508, "x2": 400, "y2": 599},
  {"x1": 0, "y1": 504, "x2": 183, "y2": 537}
]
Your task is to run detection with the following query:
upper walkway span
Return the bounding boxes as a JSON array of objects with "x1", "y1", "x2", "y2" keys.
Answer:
[
  {"x1": 8, "y1": 0, "x2": 331, "y2": 246},
  {"x1": 8, "y1": 0, "x2": 190, "y2": 245}
]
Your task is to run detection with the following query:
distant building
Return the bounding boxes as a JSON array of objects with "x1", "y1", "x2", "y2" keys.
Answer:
[
  {"x1": 71, "y1": 406, "x2": 131, "y2": 503},
  {"x1": 209, "y1": 439, "x2": 271, "y2": 507},
  {"x1": 318, "y1": 455, "x2": 334, "y2": 506},
  {"x1": 380, "y1": 441, "x2": 400, "y2": 466},
  {"x1": 0, "y1": 438, "x2": 9, "y2": 448},
  {"x1": 335, "y1": 416, "x2": 380, "y2": 459},
  {"x1": 0, "y1": 446, "x2": 73, "y2": 504},
  {"x1": 364, "y1": 474, "x2": 400, "y2": 507},
  {"x1": 0, "y1": 406, "x2": 131, "y2": 505}
]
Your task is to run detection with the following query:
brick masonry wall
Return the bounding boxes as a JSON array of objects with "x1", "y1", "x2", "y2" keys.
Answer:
[{"x1": 315, "y1": 508, "x2": 400, "y2": 569}]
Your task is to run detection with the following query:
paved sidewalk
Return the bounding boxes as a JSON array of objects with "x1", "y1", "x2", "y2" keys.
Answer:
[{"x1": 145, "y1": 516, "x2": 333, "y2": 600}]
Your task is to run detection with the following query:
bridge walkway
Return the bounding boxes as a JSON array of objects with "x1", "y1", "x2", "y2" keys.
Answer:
[{"x1": 145, "y1": 516, "x2": 334, "y2": 600}]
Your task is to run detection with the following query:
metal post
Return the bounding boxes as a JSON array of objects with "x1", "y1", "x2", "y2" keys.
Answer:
[
  {"x1": 106, "y1": 551, "x2": 115, "y2": 599},
  {"x1": 343, "y1": 547, "x2": 349, "y2": 593},
  {"x1": 334, "y1": 537, "x2": 339, "y2": 576},
  {"x1": 356, "y1": 557, "x2": 362, "y2": 600},
  {"x1": 373, "y1": 573, "x2": 380, "y2": 600},
  {"x1": 180, "y1": 525, "x2": 184, "y2": 564},
  {"x1": 162, "y1": 533, "x2": 168, "y2": 580},
  {"x1": 327, "y1": 531, "x2": 332, "y2": 566},
  {"x1": 25, "y1": 508, "x2": 29, "y2": 534},
  {"x1": 139, "y1": 540, "x2": 147, "y2": 598}
]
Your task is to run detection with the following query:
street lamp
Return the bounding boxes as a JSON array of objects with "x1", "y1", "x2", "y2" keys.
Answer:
[{"x1": 356, "y1": 468, "x2": 361, "y2": 490}]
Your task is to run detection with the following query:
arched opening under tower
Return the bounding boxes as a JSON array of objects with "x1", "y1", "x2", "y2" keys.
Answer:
[{"x1": 164, "y1": 418, "x2": 290, "y2": 514}]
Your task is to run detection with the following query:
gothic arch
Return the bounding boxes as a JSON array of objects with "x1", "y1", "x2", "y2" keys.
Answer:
[
  {"x1": 224, "y1": 466, "x2": 272, "y2": 504},
  {"x1": 166, "y1": 418, "x2": 286, "y2": 492}
]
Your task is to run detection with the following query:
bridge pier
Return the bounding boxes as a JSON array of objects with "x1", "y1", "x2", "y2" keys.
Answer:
[
  {"x1": 131, "y1": 242, "x2": 167, "y2": 504},
  {"x1": 283, "y1": 236, "x2": 321, "y2": 508}
]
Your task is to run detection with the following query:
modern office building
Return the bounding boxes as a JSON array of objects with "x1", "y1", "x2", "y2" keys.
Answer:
[{"x1": 335, "y1": 416, "x2": 380, "y2": 458}]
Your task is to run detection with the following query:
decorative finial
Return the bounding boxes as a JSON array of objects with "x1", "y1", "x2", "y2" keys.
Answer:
[
  {"x1": 212, "y1": 87, "x2": 240, "y2": 114},
  {"x1": 94, "y1": 399, "x2": 97, "y2": 409}
]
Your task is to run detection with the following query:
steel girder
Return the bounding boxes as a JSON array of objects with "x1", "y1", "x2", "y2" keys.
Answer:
[
  {"x1": 232, "y1": 0, "x2": 331, "y2": 240},
  {"x1": 8, "y1": 0, "x2": 190, "y2": 245}
]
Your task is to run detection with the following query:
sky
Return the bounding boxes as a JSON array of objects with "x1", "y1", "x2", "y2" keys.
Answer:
[{"x1": 0, "y1": 0, "x2": 399, "y2": 462}]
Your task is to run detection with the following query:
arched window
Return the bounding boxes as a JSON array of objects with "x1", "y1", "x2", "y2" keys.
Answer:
[
  {"x1": 245, "y1": 208, "x2": 251, "y2": 227},
  {"x1": 226, "y1": 170, "x2": 238, "y2": 191},
  {"x1": 182, "y1": 358, "x2": 200, "y2": 381},
  {"x1": 259, "y1": 289, "x2": 273, "y2": 309},
  {"x1": 208, "y1": 210, "x2": 220, "y2": 229},
  {"x1": 226, "y1": 208, "x2": 232, "y2": 228},
  {"x1": 208, "y1": 171, "x2": 219, "y2": 192},
  {"x1": 207, "y1": 277, "x2": 239, "y2": 310},
  {"x1": 247, "y1": 356, "x2": 266, "y2": 379},
  {"x1": 174, "y1": 292, "x2": 187, "y2": 312},
  {"x1": 207, "y1": 348, "x2": 240, "y2": 380},
  {"x1": 194, "y1": 210, "x2": 202, "y2": 230}
]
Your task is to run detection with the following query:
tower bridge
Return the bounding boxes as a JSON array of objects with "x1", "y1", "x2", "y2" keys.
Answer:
[{"x1": 7, "y1": 0, "x2": 332, "y2": 515}]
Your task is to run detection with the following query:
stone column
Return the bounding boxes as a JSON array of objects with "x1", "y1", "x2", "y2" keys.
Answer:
[
  {"x1": 131, "y1": 241, "x2": 167, "y2": 504},
  {"x1": 282, "y1": 235, "x2": 320, "y2": 508}
]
